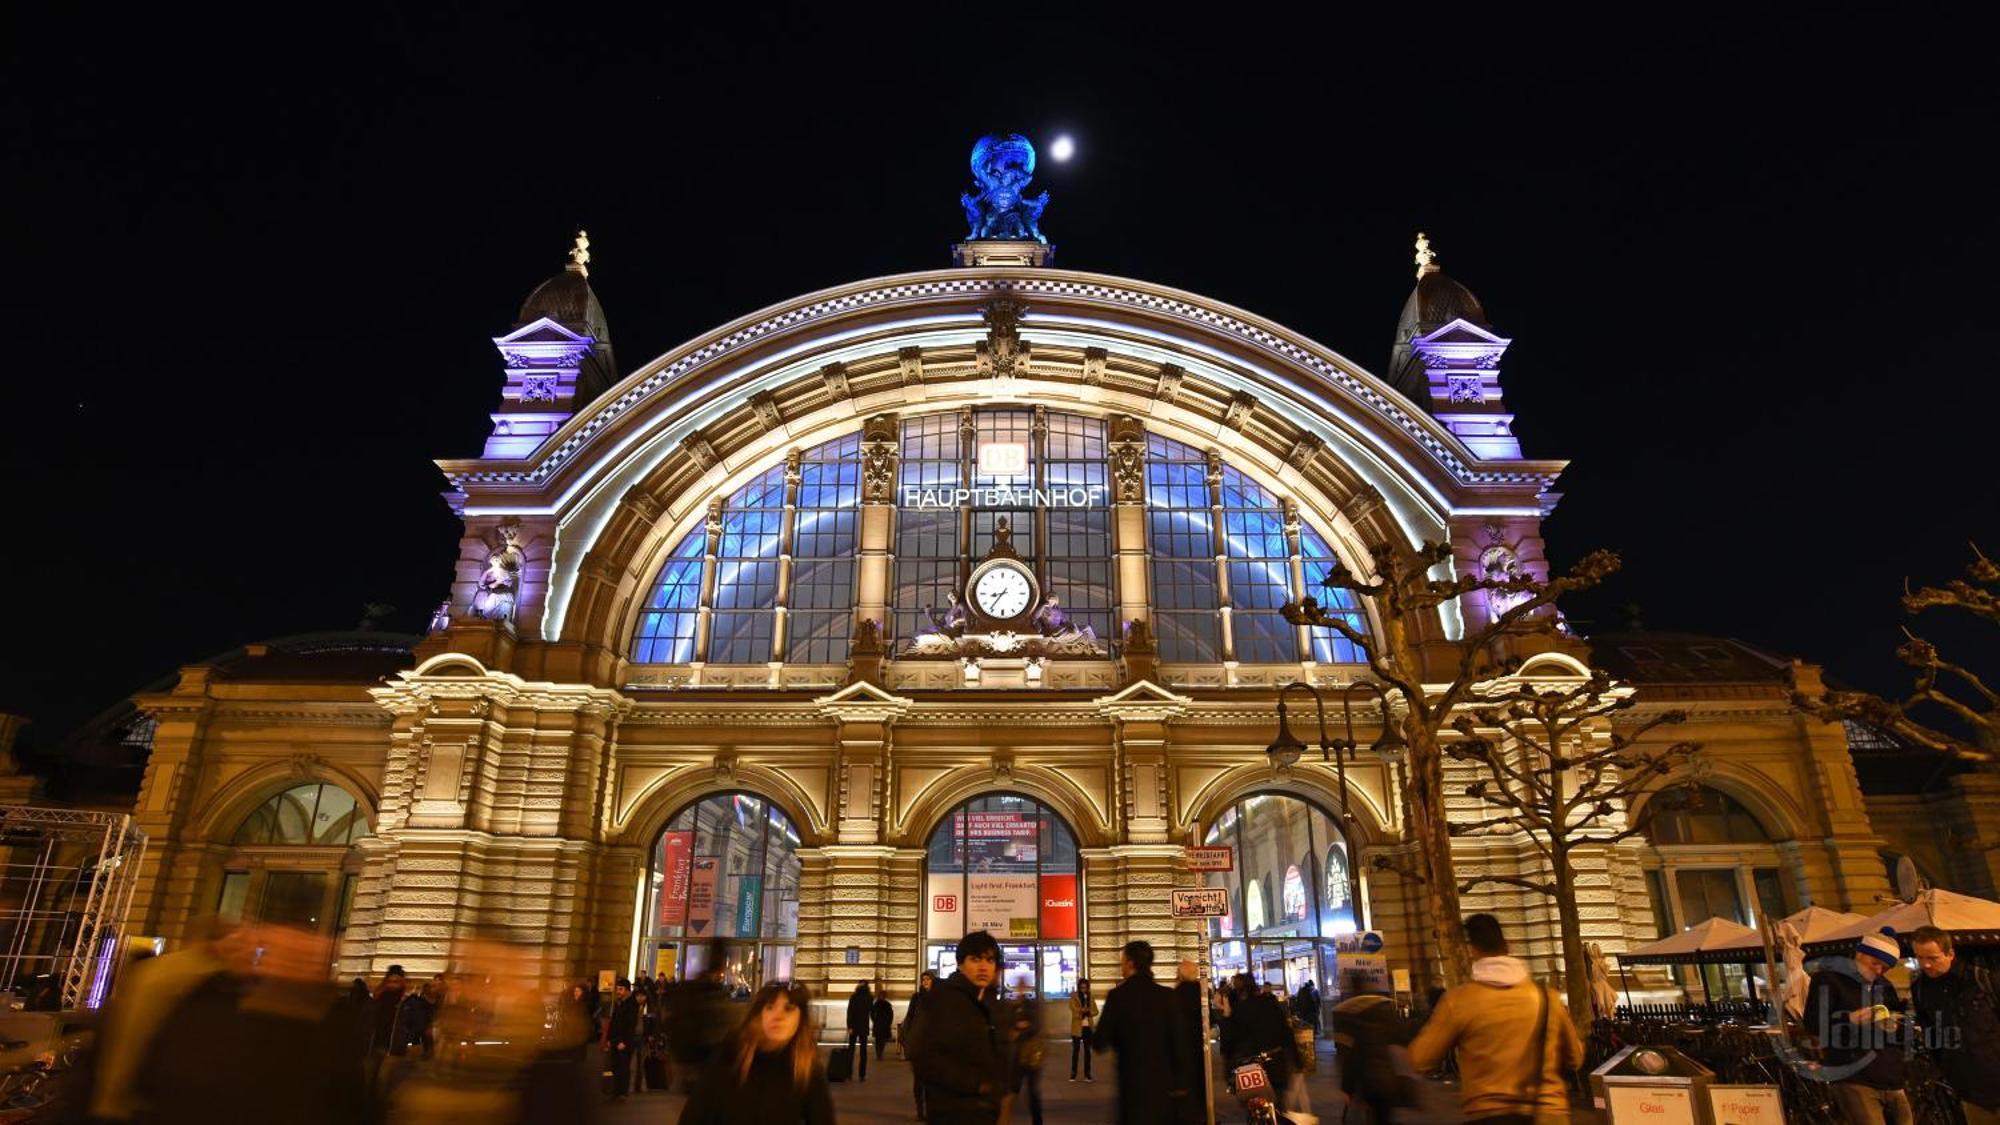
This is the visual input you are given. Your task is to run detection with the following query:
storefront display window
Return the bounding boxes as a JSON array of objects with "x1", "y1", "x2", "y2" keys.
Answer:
[{"x1": 924, "y1": 794, "x2": 1081, "y2": 997}]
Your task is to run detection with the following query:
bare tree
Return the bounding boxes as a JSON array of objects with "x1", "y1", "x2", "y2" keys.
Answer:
[
  {"x1": 1794, "y1": 547, "x2": 1997, "y2": 762},
  {"x1": 1283, "y1": 539, "x2": 1624, "y2": 984},
  {"x1": 1445, "y1": 670, "x2": 1700, "y2": 1025}
]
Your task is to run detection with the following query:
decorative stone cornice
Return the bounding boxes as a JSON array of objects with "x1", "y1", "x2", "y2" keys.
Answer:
[
  {"x1": 814, "y1": 681, "x2": 914, "y2": 723},
  {"x1": 1094, "y1": 680, "x2": 1194, "y2": 723}
]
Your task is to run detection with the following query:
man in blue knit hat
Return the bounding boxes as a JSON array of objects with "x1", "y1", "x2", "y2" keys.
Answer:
[{"x1": 1804, "y1": 928, "x2": 1911, "y2": 1125}]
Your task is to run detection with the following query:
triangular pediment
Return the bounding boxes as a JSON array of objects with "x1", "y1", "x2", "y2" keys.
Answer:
[
  {"x1": 492, "y1": 317, "x2": 594, "y2": 348},
  {"x1": 814, "y1": 680, "x2": 913, "y2": 710},
  {"x1": 1414, "y1": 318, "x2": 1511, "y2": 348},
  {"x1": 1093, "y1": 679, "x2": 1193, "y2": 708}
]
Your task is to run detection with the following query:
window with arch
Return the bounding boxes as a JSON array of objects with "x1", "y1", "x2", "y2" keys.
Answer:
[
  {"x1": 231, "y1": 782, "x2": 370, "y2": 846},
  {"x1": 1639, "y1": 782, "x2": 1798, "y2": 1001},
  {"x1": 1200, "y1": 792, "x2": 1358, "y2": 1003},
  {"x1": 641, "y1": 792, "x2": 803, "y2": 988},
  {"x1": 216, "y1": 782, "x2": 370, "y2": 935},
  {"x1": 923, "y1": 794, "x2": 1081, "y2": 997}
]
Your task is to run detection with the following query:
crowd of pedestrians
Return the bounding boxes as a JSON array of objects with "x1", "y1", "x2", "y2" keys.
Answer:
[{"x1": 74, "y1": 905, "x2": 2000, "y2": 1125}]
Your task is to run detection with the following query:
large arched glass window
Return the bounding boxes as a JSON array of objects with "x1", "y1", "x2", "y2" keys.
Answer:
[
  {"x1": 1145, "y1": 436, "x2": 1220, "y2": 662},
  {"x1": 1642, "y1": 785, "x2": 1774, "y2": 846},
  {"x1": 216, "y1": 783, "x2": 370, "y2": 935},
  {"x1": 1201, "y1": 793, "x2": 1357, "y2": 1006},
  {"x1": 632, "y1": 534, "x2": 704, "y2": 664},
  {"x1": 923, "y1": 794, "x2": 1081, "y2": 997},
  {"x1": 890, "y1": 410, "x2": 1116, "y2": 649},
  {"x1": 787, "y1": 434, "x2": 861, "y2": 663},
  {"x1": 1219, "y1": 464, "x2": 1297, "y2": 663},
  {"x1": 642, "y1": 792, "x2": 803, "y2": 988}
]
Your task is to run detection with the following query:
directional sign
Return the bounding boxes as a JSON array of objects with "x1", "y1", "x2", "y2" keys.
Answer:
[
  {"x1": 1171, "y1": 888, "x2": 1231, "y2": 918},
  {"x1": 1184, "y1": 846, "x2": 1234, "y2": 872}
]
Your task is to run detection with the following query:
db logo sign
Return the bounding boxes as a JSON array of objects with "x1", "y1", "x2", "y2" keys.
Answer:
[
  {"x1": 1232, "y1": 1065, "x2": 1269, "y2": 1092},
  {"x1": 933, "y1": 895, "x2": 958, "y2": 911}
]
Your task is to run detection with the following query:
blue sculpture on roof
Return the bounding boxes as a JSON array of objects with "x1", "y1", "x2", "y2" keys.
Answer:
[{"x1": 960, "y1": 133, "x2": 1050, "y2": 243}]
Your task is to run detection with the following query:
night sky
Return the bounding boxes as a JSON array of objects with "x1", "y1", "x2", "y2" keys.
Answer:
[{"x1": 7, "y1": 11, "x2": 1994, "y2": 745}]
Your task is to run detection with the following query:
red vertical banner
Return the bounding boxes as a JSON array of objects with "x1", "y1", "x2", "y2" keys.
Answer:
[
  {"x1": 1039, "y1": 874, "x2": 1078, "y2": 939},
  {"x1": 657, "y1": 831, "x2": 694, "y2": 927}
]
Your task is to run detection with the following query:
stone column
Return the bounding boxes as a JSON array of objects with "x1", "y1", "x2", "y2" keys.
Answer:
[
  {"x1": 124, "y1": 672, "x2": 217, "y2": 942},
  {"x1": 855, "y1": 413, "x2": 900, "y2": 648},
  {"x1": 1108, "y1": 417, "x2": 1150, "y2": 640},
  {"x1": 336, "y1": 666, "x2": 630, "y2": 994},
  {"x1": 1789, "y1": 663, "x2": 1892, "y2": 911}
]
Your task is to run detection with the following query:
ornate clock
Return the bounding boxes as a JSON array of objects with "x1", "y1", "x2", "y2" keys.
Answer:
[{"x1": 968, "y1": 558, "x2": 1039, "y2": 623}]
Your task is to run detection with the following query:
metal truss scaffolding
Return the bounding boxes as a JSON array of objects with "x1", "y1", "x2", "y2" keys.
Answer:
[{"x1": 0, "y1": 805, "x2": 147, "y2": 1009}]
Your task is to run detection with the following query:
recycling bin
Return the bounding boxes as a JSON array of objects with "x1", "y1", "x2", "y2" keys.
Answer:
[{"x1": 1590, "y1": 1044, "x2": 1716, "y2": 1125}]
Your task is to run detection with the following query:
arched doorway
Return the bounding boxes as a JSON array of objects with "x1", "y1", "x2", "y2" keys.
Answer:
[
  {"x1": 1200, "y1": 792, "x2": 1358, "y2": 1004},
  {"x1": 922, "y1": 794, "x2": 1082, "y2": 998},
  {"x1": 640, "y1": 792, "x2": 803, "y2": 990},
  {"x1": 1638, "y1": 782, "x2": 1798, "y2": 1000}
]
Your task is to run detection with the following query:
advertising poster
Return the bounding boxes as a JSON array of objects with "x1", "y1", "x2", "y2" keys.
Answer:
[
  {"x1": 687, "y1": 856, "x2": 719, "y2": 937},
  {"x1": 958, "y1": 811, "x2": 1039, "y2": 868},
  {"x1": 657, "y1": 830, "x2": 694, "y2": 927},
  {"x1": 654, "y1": 945, "x2": 678, "y2": 978},
  {"x1": 1039, "y1": 875, "x2": 1078, "y2": 939},
  {"x1": 735, "y1": 876, "x2": 763, "y2": 937},
  {"x1": 967, "y1": 874, "x2": 1038, "y2": 936},
  {"x1": 926, "y1": 874, "x2": 964, "y2": 940}
]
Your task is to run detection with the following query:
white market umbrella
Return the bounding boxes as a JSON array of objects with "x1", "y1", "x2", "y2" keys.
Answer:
[
  {"x1": 1618, "y1": 916, "x2": 1762, "y2": 965},
  {"x1": 1710, "y1": 905, "x2": 1867, "y2": 956},
  {"x1": 1806, "y1": 888, "x2": 2000, "y2": 953}
]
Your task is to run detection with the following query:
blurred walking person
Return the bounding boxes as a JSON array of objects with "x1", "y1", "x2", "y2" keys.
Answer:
[
  {"x1": 845, "y1": 980, "x2": 874, "y2": 1081},
  {"x1": 677, "y1": 981, "x2": 833, "y2": 1125},
  {"x1": 1092, "y1": 940, "x2": 1194, "y2": 1125},
  {"x1": 905, "y1": 969, "x2": 938, "y2": 1119},
  {"x1": 1411, "y1": 913, "x2": 1583, "y2": 1125},
  {"x1": 1333, "y1": 971, "x2": 1415, "y2": 1125},
  {"x1": 1004, "y1": 975, "x2": 1046, "y2": 1125},
  {"x1": 871, "y1": 984, "x2": 895, "y2": 1061},
  {"x1": 669, "y1": 947, "x2": 736, "y2": 1097}
]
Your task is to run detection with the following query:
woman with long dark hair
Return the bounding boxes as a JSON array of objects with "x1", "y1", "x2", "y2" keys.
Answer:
[{"x1": 677, "y1": 981, "x2": 834, "y2": 1124}]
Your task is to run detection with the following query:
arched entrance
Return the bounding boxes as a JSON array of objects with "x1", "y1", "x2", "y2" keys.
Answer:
[
  {"x1": 640, "y1": 791, "x2": 803, "y2": 989},
  {"x1": 1200, "y1": 791, "x2": 1359, "y2": 1004},
  {"x1": 922, "y1": 793, "x2": 1082, "y2": 998}
]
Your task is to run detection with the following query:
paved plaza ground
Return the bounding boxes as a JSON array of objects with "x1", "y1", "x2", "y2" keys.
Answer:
[{"x1": 604, "y1": 1040, "x2": 1487, "y2": 1124}]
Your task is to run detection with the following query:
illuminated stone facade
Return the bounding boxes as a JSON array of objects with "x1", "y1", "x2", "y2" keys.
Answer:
[{"x1": 93, "y1": 204, "x2": 1976, "y2": 1010}]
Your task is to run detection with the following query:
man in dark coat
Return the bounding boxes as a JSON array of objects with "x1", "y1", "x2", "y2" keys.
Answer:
[
  {"x1": 1172, "y1": 960, "x2": 1210, "y2": 1125},
  {"x1": 1225, "y1": 974, "x2": 1300, "y2": 1094},
  {"x1": 604, "y1": 978, "x2": 641, "y2": 1101},
  {"x1": 846, "y1": 981, "x2": 874, "y2": 1080},
  {"x1": 909, "y1": 932, "x2": 1010, "y2": 1125},
  {"x1": 1804, "y1": 930, "x2": 1910, "y2": 1125},
  {"x1": 1092, "y1": 940, "x2": 1193, "y2": 1125},
  {"x1": 871, "y1": 985, "x2": 896, "y2": 1060},
  {"x1": 667, "y1": 951, "x2": 734, "y2": 1096},
  {"x1": 905, "y1": 970, "x2": 938, "y2": 1119},
  {"x1": 1910, "y1": 926, "x2": 2000, "y2": 1124}
]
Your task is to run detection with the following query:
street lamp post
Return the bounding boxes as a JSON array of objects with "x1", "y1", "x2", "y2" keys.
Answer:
[{"x1": 1266, "y1": 680, "x2": 1406, "y2": 932}]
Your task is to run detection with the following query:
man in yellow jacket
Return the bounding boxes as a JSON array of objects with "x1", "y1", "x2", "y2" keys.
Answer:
[{"x1": 1410, "y1": 914, "x2": 1583, "y2": 1125}]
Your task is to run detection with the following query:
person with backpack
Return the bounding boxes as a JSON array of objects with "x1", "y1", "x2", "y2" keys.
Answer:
[
  {"x1": 1332, "y1": 971, "x2": 1417, "y2": 1125},
  {"x1": 1409, "y1": 913, "x2": 1583, "y2": 1125},
  {"x1": 1910, "y1": 926, "x2": 1999, "y2": 1123}
]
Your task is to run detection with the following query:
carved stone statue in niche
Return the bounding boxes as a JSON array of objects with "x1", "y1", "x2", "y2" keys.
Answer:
[{"x1": 471, "y1": 524, "x2": 525, "y2": 624}]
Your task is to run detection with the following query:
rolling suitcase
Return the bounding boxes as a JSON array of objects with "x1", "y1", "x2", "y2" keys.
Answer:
[
  {"x1": 643, "y1": 1051, "x2": 670, "y2": 1092},
  {"x1": 828, "y1": 1045, "x2": 855, "y2": 1082}
]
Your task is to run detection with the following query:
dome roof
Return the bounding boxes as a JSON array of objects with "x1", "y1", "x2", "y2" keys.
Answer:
[
  {"x1": 513, "y1": 259, "x2": 619, "y2": 407},
  {"x1": 518, "y1": 266, "x2": 611, "y2": 338},
  {"x1": 1386, "y1": 265, "x2": 1490, "y2": 408},
  {"x1": 1395, "y1": 268, "x2": 1488, "y2": 337}
]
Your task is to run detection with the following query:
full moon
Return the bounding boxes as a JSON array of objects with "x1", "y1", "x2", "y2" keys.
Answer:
[{"x1": 1050, "y1": 135, "x2": 1075, "y2": 162}]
